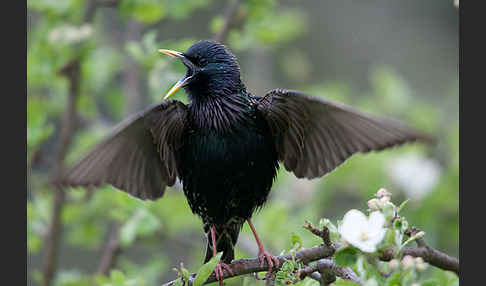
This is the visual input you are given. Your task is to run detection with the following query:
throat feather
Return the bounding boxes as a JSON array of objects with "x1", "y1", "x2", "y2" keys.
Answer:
[{"x1": 190, "y1": 95, "x2": 253, "y2": 132}]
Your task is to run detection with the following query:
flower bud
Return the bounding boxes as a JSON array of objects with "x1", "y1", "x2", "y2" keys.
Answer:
[
  {"x1": 388, "y1": 259, "x2": 399, "y2": 270},
  {"x1": 411, "y1": 231, "x2": 425, "y2": 240},
  {"x1": 367, "y1": 198, "x2": 381, "y2": 211},
  {"x1": 415, "y1": 257, "x2": 427, "y2": 271},
  {"x1": 380, "y1": 195, "x2": 391, "y2": 203},
  {"x1": 401, "y1": 255, "x2": 415, "y2": 269},
  {"x1": 376, "y1": 188, "x2": 392, "y2": 198},
  {"x1": 416, "y1": 263, "x2": 427, "y2": 271}
]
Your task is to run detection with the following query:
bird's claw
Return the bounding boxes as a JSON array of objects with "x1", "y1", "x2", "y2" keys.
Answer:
[
  {"x1": 214, "y1": 262, "x2": 233, "y2": 286},
  {"x1": 258, "y1": 250, "x2": 279, "y2": 279}
]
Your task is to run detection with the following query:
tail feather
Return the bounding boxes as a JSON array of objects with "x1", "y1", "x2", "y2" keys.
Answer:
[
  {"x1": 204, "y1": 234, "x2": 235, "y2": 264},
  {"x1": 204, "y1": 222, "x2": 242, "y2": 264}
]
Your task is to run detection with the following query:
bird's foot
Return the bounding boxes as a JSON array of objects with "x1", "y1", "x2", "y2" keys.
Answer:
[
  {"x1": 214, "y1": 262, "x2": 233, "y2": 286},
  {"x1": 258, "y1": 249, "x2": 279, "y2": 279}
]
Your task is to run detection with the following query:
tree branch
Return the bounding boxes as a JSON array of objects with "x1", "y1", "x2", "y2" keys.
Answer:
[
  {"x1": 303, "y1": 221, "x2": 333, "y2": 248},
  {"x1": 212, "y1": 0, "x2": 243, "y2": 43},
  {"x1": 161, "y1": 243, "x2": 335, "y2": 286},
  {"x1": 123, "y1": 19, "x2": 145, "y2": 116},
  {"x1": 42, "y1": 59, "x2": 80, "y2": 286},
  {"x1": 402, "y1": 246, "x2": 459, "y2": 275},
  {"x1": 161, "y1": 222, "x2": 459, "y2": 286},
  {"x1": 402, "y1": 228, "x2": 459, "y2": 275},
  {"x1": 97, "y1": 223, "x2": 123, "y2": 275},
  {"x1": 299, "y1": 258, "x2": 361, "y2": 285},
  {"x1": 41, "y1": 1, "x2": 101, "y2": 285}
]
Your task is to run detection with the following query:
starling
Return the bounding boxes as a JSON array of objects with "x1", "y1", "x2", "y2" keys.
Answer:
[{"x1": 61, "y1": 40, "x2": 433, "y2": 284}]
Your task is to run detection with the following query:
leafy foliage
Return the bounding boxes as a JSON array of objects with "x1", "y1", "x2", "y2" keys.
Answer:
[
  {"x1": 270, "y1": 190, "x2": 458, "y2": 286},
  {"x1": 27, "y1": 0, "x2": 457, "y2": 285}
]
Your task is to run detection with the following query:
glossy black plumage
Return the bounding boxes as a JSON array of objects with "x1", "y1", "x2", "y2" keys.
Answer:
[{"x1": 60, "y1": 40, "x2": 432, "y2": 266}]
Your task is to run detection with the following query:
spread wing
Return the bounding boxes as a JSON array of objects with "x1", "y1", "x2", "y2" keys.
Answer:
[
  {"x1": 59, "y1": 100, "x2": 187, "y2": 200},
  {"x1": 256, "y1": 89, "x2": 434, "y2": 179}
]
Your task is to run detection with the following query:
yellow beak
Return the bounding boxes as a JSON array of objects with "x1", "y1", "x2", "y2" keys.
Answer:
[
  {"x1": 159, "y1": 49, "x2": 192, "y2": 99},
  {"x1": 158, "y1": 49, "x2": 184, "y2": 58},
  {"x1": 163, "y1": 78, "x2": 186, "y2": 100}
]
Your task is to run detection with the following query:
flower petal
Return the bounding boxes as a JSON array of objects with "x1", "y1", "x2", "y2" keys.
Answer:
[
  {"x1": 339, "y1": 209, "x2": 367, "y2": 239},
  {"x1": 368, "y1": 228, "x2": 387, "y2": 246},
  {"x1": 368, "y1": 211, "x2": 385, "y2": 231},
  {"x1": 343, "y1": 209, "x2": 369, "y2": 226},
  {"x1": 357, "y1": 240, "x2": 377, "y2": 253},
  {"x1": 339, "y1": 209, "x2": 370, "y2": 249}
]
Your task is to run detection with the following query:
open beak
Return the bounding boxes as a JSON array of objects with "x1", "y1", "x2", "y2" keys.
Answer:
[
  {"x1": 163, "y1": 77, "x2": 190, "y2": 100},
  {"x1": 159, "y1": 49, "x2": 184, "y2": 59},
  {"x1": 159, "y1": 49, "x2": 195, "y2": 99}
]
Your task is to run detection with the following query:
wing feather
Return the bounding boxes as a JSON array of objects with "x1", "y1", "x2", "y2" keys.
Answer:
[
  {"x1": 59, "y1": 100, "x2": 187, "y2": 200},
  {"x1": 257, "y1": 89, "x2": 434, "y2": 179}
]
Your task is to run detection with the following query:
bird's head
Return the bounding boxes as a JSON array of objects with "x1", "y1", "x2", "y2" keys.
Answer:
[{"x1": 159, "y1": 40, "x2": 244, "y2": 100}]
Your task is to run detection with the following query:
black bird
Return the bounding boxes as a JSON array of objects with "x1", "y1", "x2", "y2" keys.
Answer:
[{"x1": 61, "y1": 40, "x2": 432, "y2": 284}]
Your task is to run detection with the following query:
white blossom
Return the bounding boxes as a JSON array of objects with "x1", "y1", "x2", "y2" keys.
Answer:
[
  {"x1": 338, "y1": 209, "x2": 387, "y2": 253},
  {"x1": 388, "y1": 154, "x2": 441, "y2": 200},
  {"x1": 48, "y1": 24, "x2": 93, "y2": 44}
]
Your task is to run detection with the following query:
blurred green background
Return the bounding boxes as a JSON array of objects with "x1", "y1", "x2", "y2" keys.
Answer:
[{"x1": 27, "y1": 0, "x2": 458, "y2": 285}]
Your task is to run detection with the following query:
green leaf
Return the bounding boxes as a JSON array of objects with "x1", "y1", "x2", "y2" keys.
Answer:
[
  {"x1": 120, "y1": 208, "x2": 162, "y2": 247},
  {"x1": 369, "y1": 66, "x2": 412, "y2": 114},
  {"x1": 27, "y1": 202, "x2": 44, "y2": 253},
  {"x1": 180, "y1": 263, "x2": 190, "y2": 283},
  {"x1": 301, "y1": 278, "x2": 321, "y2": 286},
  {"x1": 172, "y1": 278, "x2": 183, "y2": 286},
  {"x1": 392, "y1": 217, "x2": 408, "y2": 235},
  {"x1": 165, "y1": 0, "x2": 210, "y2": 19},
  {"x1": 392, "y1": 218, "x2": 402, "y2": 231},
  {"x1": 27, "y1": 96, "x2": 56, "y2": 152},
  {"x1": 125, "y1": 41, "x2": 145, "y2": 63},
  {"x1": 334, "y1": 247, "x2": 358, "y2": 267},
  {"x1": 275, "y1": 258, "x2": 301, "y2": 285},
  {"x1": 120, "y1": 0, "x2": 167, "y2": 23},
  {"x1": 94, "y1": 274, "x2": 111, "y2": 285},
  {"x1": 193, "y1": 252, "x2": 223, "y2": 286},
  {"x1": 66, "y1": 218, "x2": 105, "y2": 246},
  {"x1": 363, "y1": 278, "x2": 379, "y2": 286},
  {"x1": 27, "y1": 232, "x2": 42, "y2": 253},
  {"x1": 381, "y1": 229, "x2": 399, "y2": 250},
  {"x1": 290, "y1": 232, "x2": 302, "y2": 248},
  {"x1": 228, "y1": 8, "x2": 307, "y2": 50},
  {"x1": 421, "y1": 280, "x2": 439, "y2": 286},
  {"x1": 209, "y1": 16, "x2": 224, "y2": 34},
  {"x1": 27, "y1": 0, "x2": 73, "y2": 17},
  {"x1": 120, "y1": 217, "x2": 138, "y2": 247},
  {"x1": 398, "y1": 231, "x2": 425, "y2": 254},
  {"x1": 110, "y1": 270, "x2": 125, "y2": 286},
  {"x1": 397, "y1": 199, "x2": 409, "y2": 213},
  {"x1": 319, "y1": 218, "x2": 340, "y2": 242},
  {"x1": 385, "y1": 272, "x2": 402, "y2": 286},
  {"x1": 333, "y1": 278, "x2": 360, "y2": 285},
  {"x1": 319, "y1": 218, "x2": 338, "y2": 233}
]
